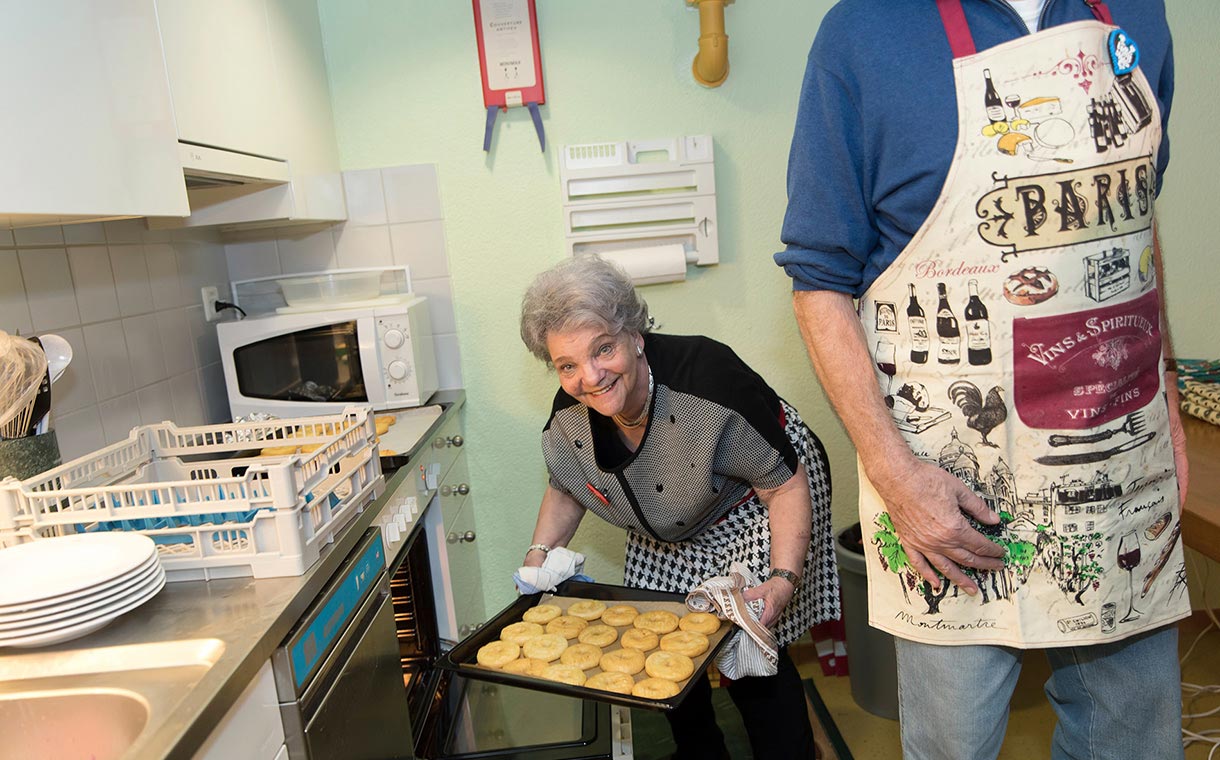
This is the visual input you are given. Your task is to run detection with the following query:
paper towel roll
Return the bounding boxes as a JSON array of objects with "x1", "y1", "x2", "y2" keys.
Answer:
[{"x1": 601, "y1": 244, "x2": 689, "y2": 286}]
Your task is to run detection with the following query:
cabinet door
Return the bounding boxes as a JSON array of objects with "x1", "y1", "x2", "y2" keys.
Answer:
[
  {"x1": 439, "y1": 453, "x2": 471, "y2": 532},
  {"x1": 447, "y1": 496, "x2": 486, "y2": 637}
]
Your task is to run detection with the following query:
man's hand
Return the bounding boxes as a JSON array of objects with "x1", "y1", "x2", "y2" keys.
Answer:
[{"x1": 742, "y1": 577, "x2": 796, "y2": 629}]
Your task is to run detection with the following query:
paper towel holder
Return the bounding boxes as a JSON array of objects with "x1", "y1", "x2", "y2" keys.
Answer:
[{"x1": 559, "y1": 135, "x2": 718, "y2": 285}]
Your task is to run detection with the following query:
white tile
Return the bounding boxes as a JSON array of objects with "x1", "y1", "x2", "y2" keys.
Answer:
[
  {"x1": 67, "y1": 246, "x2": 120, "y2": 324},
  {"x1": 145, "y1": 242, "x2": 188, "y2": 310},
  {"x1": 54, "y1": 407, "x2": 106, "y2": 462},
  {"x1": 122, "y1": 314, "x2": 168, "y2": 388},
  {"x1": 0, "y1": 250, "x2": 32, "y2": 335},
  {"x1": 109, "y1": 244, "x2": 154, "y2": 317},
  {"x1": 333, "y1": 225, "x2": 393, "y2": 270},
  {"x1": 198, "y1": 363, "x2": 231, "y2": 423},
  {"x1": 382, "y1": 164, "x2": 442, "y2": 223},
  {"x1": 62, "y1": 223, "x2": 106, "y2": 245},
  {"x1": 98, "y1": 393, "x2": 142, "y2": 444},
  {"x1": 141, "y1": 226, "x2": 172, "y2": 244},
  {"x1": 19, "y1": 249, "x2": 81, "y2": 331},
  {"x1": 176, "y1": 241, "x2": 228, "y2": 298},
  {"x1": 13, "y1": 225, "x2": 65, "y2": 247},
  {"x1": 411, "y1": 277, "x2": 457, "y2": 334},
  {"x1": 433, "y1": 333, "x2": 463, "y2": 390},
  {"x1": 224, "y1": 240, "x2": 281, "y2": 282},
  {"x1": 389, "y1": 220, "x2": 449, "y2": 280},
  {"x1": 137, "y1": 381, "x2": 175, "y2": 425},
  {"x1": 169, "y1": 371, "x2": 206, "y2": 427},
  {"x1": 277, "y1": 228, "x2": 336, "y2": 275},
  {"x1": 50, "y1": 327, "x2": 96, "y2": 415},
  {"x1": 103, "y1": 219, "x2": 146, "y2": 244},
  {"x1": 82, "y1": 321, "x2": 133, "y2": 400},
  {"x1": 185, "y1": 305, "x2": 221, "y2": 367},
  {"x1": 158, "y1": 308, "x2": 196, "y2": 376},
  {"x1": 341, "y1": 169, "x2": 389, "y2": 226}
]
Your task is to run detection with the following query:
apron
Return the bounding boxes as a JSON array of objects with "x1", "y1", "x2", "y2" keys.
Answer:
[{"x1": 856, "y1": 0, "x2": 1190, "y2": 647}]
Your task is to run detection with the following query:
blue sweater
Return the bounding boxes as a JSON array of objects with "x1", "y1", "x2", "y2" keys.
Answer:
[{"x1": 775, "y1": 0, "x2": 1174, "y2": 296}]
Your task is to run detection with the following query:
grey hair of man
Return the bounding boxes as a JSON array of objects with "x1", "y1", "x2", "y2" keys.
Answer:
[{"x1": 520, "y1": 255, "x2": 652, "y2": 364}]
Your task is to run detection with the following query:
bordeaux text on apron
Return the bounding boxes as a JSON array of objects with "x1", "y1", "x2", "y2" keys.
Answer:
[{"x1": 855, "y1": 0, "x2": 1189, "y2": 646}]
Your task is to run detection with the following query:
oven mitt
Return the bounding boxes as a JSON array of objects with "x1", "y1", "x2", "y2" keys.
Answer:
[
  {"x1": 686, "y1": 562, "x2": 779, "y2": 679},
  {"x1": 513, "y1": 547, "x2": 595, "y2": 595}
]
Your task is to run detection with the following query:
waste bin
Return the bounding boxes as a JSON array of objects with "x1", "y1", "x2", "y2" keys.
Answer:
[{"x1": 835, "y1": 522, "x2": 899, "y2": 720}]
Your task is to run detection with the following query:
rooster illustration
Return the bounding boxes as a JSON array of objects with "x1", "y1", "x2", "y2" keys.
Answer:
[{"x1": 948, "y1": 381, "x2": 1007, "y2": 448}]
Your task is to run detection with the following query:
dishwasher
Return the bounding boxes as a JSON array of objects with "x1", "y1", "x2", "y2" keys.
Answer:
[{"x1": 272, "y1": 529, "x2": 414, "y2": 759}]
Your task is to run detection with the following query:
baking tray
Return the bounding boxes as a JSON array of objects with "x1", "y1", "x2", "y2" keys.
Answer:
[{"x1": 436, "y1": 580, "x2": 736, "y2": 712}]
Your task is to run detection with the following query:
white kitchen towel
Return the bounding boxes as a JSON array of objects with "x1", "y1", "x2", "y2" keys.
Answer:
[
  {"x1": 686, "y1": 562, "x2": 779, "y2": 679},
  {"x1": 513, "y1": 547, "x2": 594, "y2": 594}
]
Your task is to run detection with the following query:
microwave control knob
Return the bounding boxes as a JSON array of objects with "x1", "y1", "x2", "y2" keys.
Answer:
[
  {"x1": 383, "y1": 328, "x2": 405, "y2": 349},
  {"x1": 387, "y1": 360, "x2": 409, "y2": 380}
]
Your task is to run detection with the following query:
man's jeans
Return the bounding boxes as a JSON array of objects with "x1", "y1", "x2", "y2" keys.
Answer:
[{"x1": 895, "y1": 625, "x2": 1184, "y2": 760}]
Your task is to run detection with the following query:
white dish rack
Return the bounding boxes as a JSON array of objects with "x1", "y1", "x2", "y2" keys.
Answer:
[{"x1": 0, "y1": 408, "x2": 383, "y2": 581}]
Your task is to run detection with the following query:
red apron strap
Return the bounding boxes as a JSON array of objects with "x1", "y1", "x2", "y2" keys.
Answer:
[
  {"x1": 1084, "y1": 0, "x2": 1114, "y2": 24},
  {"x1": 935, "y1": 0, "x2": 977, "y2": 59}
]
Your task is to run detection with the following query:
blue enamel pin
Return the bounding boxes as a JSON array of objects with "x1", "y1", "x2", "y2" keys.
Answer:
[{"x1": 1109, "y1": 29, "x2": 1140, "y2": 76}]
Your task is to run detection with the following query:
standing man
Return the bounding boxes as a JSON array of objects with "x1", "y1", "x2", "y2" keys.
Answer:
[{"x1": 778, "y1": 1, "x2": 1190, "y2": 757}]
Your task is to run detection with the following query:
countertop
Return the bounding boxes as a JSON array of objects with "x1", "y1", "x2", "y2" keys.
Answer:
[
  {"x1": 1182, "y1": 414, "x2": 1220, "y2": 564},
  {"x1": 0, "y1": 390, "x2": 464, "y2": 760}
]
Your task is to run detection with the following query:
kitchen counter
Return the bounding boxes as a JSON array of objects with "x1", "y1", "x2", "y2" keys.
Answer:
[
  {"x1": 0, "y1": 390, "x2": 464, "y2": 760},
  {"x1": 1182, "y1": 414, "x2": 1220, "y2": 564}
]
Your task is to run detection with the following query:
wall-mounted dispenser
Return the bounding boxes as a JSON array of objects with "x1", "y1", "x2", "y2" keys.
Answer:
[{"x1": 559, "y1": 135, "x2": 718, "y2": 286}]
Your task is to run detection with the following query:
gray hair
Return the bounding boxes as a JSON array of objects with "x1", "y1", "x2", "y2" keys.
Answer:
[{"x1": 520, "y1": 255, "x2": 651, "y2": 363}]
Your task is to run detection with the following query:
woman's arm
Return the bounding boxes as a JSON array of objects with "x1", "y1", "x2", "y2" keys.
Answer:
[
  {"x1": 523, "y1": 485, "x2": 588, "y2": 568},
  {"x1": 742, "y1": 464, "x2": 812, "y2": 628}
]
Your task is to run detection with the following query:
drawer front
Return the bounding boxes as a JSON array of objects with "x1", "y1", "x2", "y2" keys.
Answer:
[
  {"x1": 427, "y1": 412, "x2": 466, "y2": 484},
  {"x1": 439, "y1": 452, "x2": 471, "y2": 532}
]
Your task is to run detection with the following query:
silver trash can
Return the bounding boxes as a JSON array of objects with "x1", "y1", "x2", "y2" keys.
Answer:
[{"x1": 835, "y1": 523, "x2": 899, "y2": 720}]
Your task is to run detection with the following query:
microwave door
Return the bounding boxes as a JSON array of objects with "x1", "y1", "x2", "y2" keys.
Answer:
[{"x1": 233, "y1": 320, "x2": 371, "y2": 405}]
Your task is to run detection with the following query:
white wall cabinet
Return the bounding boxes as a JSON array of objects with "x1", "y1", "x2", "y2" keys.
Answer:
[{"x1": 0, "y1": 0, "x2": 189, "y2": 229}]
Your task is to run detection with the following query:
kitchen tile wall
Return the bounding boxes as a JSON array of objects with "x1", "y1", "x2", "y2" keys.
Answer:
[
  {"x1": 0, "y1": 221, "x2": 231, "y2": 461},
  {"x1": 223, "y1": 163, "x2": 463, "y2": 390}
]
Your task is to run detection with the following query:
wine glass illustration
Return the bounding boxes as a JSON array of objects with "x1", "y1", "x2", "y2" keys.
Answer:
[
  {"x1": 1116, "y1": 531, "x2": 1142, "y2": 623},
  {"x1": 1005, "y1": 94, "x2": 1022, "y2": 121},
  {"x1": 876, "y1": 340, "x2": 897, "y2": 393}
]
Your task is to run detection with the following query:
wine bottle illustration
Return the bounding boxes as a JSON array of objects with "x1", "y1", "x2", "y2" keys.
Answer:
[
  {"x1": 936, "y1": 282, "x2": 961, "y2": 365},
  {"x1": 965, "y1": 279, "x2": 992, "y2": 366},
  {"x1": 907, "y1": 284, "x2": 929, "y2": 364},
  {"x1": 984, "y1": 69, "x2": 1006, "y2": 125}
]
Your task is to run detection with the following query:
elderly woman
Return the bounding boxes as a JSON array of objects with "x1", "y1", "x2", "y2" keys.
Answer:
[{"x1": 519, "y1": 255, "x2": 837, "y2": 760}]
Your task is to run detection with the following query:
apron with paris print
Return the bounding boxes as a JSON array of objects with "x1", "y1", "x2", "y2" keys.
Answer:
[{"x1": 856, "y1": 0, "x2": 1190, "y2": 647}]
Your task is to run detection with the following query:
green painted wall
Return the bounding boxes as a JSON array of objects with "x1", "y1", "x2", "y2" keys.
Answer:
[{"x1": 316, "y1": 1, "x2": 1220, "y2": 617}]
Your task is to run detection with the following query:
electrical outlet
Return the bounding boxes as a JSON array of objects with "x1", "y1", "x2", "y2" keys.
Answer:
[{"x1": 201, "y1": 286, "x2": 221, "y2": 322}]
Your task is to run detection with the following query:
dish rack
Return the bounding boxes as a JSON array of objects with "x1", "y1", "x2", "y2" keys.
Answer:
[{"x1": 0, "y1": 408, "x2": 382, "y2": 581}]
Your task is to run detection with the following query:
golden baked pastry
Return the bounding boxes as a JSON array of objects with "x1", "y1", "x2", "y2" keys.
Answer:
[
  {"x1": 523, "y1": 603, "x2": 563, "y2": 624},
  {"x1": 619, "y1": 628, "x2": 659, "y2": 652},
  {"x1": 600, "y1": 604, "x2": 640, "y2": 627},
  {"x1": 522, "y1": 633, "x2": 568, "y2": 662},
  {"x1": 678, "y1": 612, "x2": 722, "y2": 635},
  {"x1": 633, "y1": 677, "x2": 681, "y2": 700},
  {"x1": 634, "y1": 610, "x2": 680, "y2": 635},
  {"x1": 585, "y1": 671, "x2": 636, "y2": 695},
  {"x1": 375, "y1": 419, "x2": 392, "y2": 436},
  {"x1": 559, "y1": 642, "x2": 603, "y2": 670},
  {"x1": 598, "y1": 648, "x2": 646, "y2": 675},
  {"x1": 499, "y1": 621, "x2": 545, "y2": 645},
  {"x1": 375, "y1": 414, "x2": 397, "y2": 427},
  {"x1": 578, "y1": 624, "x2": 619, "y2": 647},
  {"x1": 379, "y1": 449, "x2": 398, "y2": 457},
  {"x1": 259, "y1": 445, "x2": 299, "y2": 457},
  {"x1": 541, "y1": 664, "x2": 587, "y2": 686},
  {"x1": 567, "y1": 599, "x2": 607, "y2": 621},
  {"x1": 546, "y1": 615, "x2": 589, "y2": 639},
  {"x1": 501, "y1": 657, "x2": 550, "y2": 677},
  {"x1": 476, "y1": 640, "x2": 520, "y2": 669},
  {"x1": 660, "y1": 630, "x2": 709, "y2": 658},
  {"x1": 645, "y1": 651, "x2": 695, "y2": 681}
]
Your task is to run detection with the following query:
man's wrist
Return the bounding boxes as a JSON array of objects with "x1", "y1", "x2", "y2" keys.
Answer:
[{"x1": 1164, "y1": 357, "x2": 1178, "y2": 374}]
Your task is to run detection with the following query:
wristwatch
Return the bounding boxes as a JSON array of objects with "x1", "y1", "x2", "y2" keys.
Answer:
[{"x1": 768, "y1": 568, "x2": 802, "y2": 589}]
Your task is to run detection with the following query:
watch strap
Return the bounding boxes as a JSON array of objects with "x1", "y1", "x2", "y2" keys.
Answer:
[{"x1": 768, "y1": 568, "x2": 802, "y2": 589}]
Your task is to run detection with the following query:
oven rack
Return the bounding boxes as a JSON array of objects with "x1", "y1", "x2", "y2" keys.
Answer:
[{"x1": 0, "y1": 408, "x2": 383, "y2": 581}]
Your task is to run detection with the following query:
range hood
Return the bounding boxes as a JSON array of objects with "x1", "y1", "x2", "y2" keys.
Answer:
[{"x1": 179, "y1": 142, "x2": 290, "y2": 189}]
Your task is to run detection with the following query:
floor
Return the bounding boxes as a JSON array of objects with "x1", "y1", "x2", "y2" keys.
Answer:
[{"x1": 789, "y1": 609, "x2": 1220, "y2": 759}]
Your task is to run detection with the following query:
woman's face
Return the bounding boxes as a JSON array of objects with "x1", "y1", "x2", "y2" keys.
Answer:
[{"x1": 546, "y1": 325, "x2": 645, "y2": 419}]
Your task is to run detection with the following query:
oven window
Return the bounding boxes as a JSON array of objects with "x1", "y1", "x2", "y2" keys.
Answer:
[
  {"x1": 234, "y1": 321, "x2": 368, "y2": 403},
  {"x1": 444, "y1": 678, "x2": 589, "y2": 754}
]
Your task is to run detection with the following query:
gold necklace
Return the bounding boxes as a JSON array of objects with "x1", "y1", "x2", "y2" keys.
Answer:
[{"x1": 613, "y1": 369, "x2": 653, "y2": 429}]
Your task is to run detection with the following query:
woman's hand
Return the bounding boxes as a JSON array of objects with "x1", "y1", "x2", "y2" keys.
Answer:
[
  {"x1": 742, "y1": 577, "x2": 795, "y2": 629},
  {"x1": 522, "y1": 548, "x2": 547, "y2": 569}
]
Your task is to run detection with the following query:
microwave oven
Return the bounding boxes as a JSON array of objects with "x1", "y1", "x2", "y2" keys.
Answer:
[{"x1": 217, "y1": 295, "x2": 439, "y2": 419}]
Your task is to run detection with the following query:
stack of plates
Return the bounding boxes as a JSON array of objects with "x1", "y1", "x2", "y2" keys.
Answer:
[{"x1": 0, "y1": 533, "x2": 165, "y2": 648}]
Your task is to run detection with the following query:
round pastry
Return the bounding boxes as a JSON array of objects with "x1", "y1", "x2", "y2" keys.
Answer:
[
  {"x1": 619, "y1": 628, "x2": 660, "y2": 652},
  {"x1": 660, "y1": 630, "x2": 710, "y2": 658},
  {"x1": 541, "y1": 664, "x2": 587, "y2": 686},
  {"x1": 578, "y1": 624, "x2": 619, "y2": 647},
  {"x1": 598, "y1": 648, "x2": 646, "y2": 675},
  {"x1": 375, "y1": 419, "x2": 392, "y2": 436},
  {"x1": 678, "y1": 612, "x2": 722, "y2": 635},
  {"x1": 522, "y1": 603, "x2": 563, "y2": 624},
  {"x1": 1003, "y1": 266, "x2": 1059, "y2": 306},
  {"x1": 379, "y1": 449, "x2": 398, "y2": 457},
  {"x1": 546, "y1": 615, "x2": 589, "y2": 640},
  {"x1": 375, "y1": 414, "x2": 397, "y2": 427},
  {"x1": 600, "y1": 604, "x2": 640, "y2": 627},
  {"x1": 499, "y1": 621, "x2": 545, "y2": 645},
  {"x1": 567, "y1": 599, "x2": 607, "y2": 621},
  {"x1": 501, "y1": 657, "x2": 550, "y2": 677},
  {"x1": 476, "y1": 640, "x2": 520, "y2": 669},
  {"x1": 634, "y1": 610, "x2": 680, "y2": 635},
  {"x1": 298, "y1": 443, "x2": 323, "y2": 454},
  {"x1": 559, "y1": 642, "x2": 603, "y2": 670},
  {"x1": 633, "y1": 677, "x2": 681, "y2": 700},
  {"x1": 585, "y1": 671, "x2": 636, "y2": 695},
  {"x1": 645, "y1": 651, "x2": 695, "y2": 681},
  {"x1": 522, "y1": 633, "x2": 569, "y2": 662}
]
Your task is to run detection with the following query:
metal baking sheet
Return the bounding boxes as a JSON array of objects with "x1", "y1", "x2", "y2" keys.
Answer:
[{"x1": 437, "y1": 580, "x2": 736, "y2": 712}]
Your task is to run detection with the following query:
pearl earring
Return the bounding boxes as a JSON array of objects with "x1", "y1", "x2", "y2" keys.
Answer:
[{"x1": 636, "y1": 345, "x2": 643, "y2": 357}]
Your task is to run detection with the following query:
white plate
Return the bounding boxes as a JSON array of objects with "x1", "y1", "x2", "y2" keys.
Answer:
[
  {"x1": 0, "y1": 533, "x2": 156, "y2": 607},
  {"x1": 0, "y1": 559, "x2": 161, "y2": 629},
  {"x1": 0, "y1": 550, "x2": 160, "y2": 616},
  {"x1": 0, "y1": 568, "x2": 166, "y2": 648}
]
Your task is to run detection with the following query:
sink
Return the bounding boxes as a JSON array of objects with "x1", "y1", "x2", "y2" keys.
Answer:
[{"x1": 0, "y1": 688, "x2": 149, "y2": 760}]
